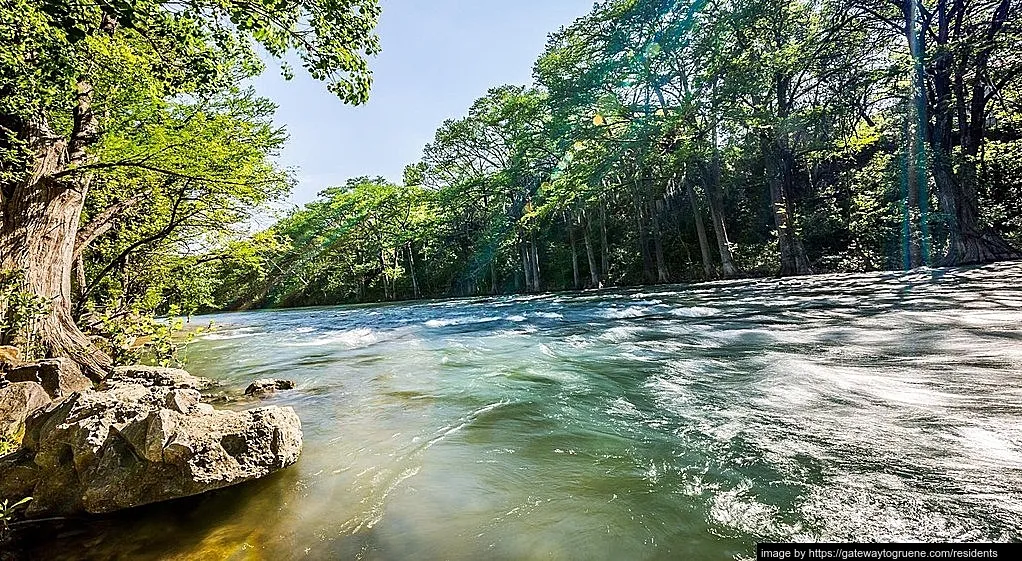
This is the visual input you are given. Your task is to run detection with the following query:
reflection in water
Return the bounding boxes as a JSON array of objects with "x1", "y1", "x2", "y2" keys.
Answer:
[{"x1": 11, "y1": 263, "x2": 1022, "y2": 560}]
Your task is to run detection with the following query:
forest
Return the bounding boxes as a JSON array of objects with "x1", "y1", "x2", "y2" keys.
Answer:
[
  {"x1": 3, "y1": 0, "x2": 1022, "y2": 369},
  {"x1": 138, "y1": 0, "x2": 1022, "y2": 311}
]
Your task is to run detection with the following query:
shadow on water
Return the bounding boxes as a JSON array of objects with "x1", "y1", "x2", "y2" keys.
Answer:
[{"x1": 5, "y1": 466, "x2": 301, "y2": 561}]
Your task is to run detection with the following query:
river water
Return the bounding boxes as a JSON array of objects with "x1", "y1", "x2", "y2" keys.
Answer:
[{"x1": 14, "y1": 263, "x2": 1022, "y2": 560}]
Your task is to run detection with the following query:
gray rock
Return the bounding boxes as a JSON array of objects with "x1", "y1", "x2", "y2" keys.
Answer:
[
  {"x1": 107, "y1": 365, "x2": 216, "y2": 390},
  {"x1": 163, "y1": 388, "x2": 201, "y2": 413},
  {"x1": 1, "y1": 383, "x2": 301, "y2": 516},
  {"x1": 4, "y1": 358, "x2": 93, "y2": 399},
  {"x1": 0, "y1": 382, "x2": 51, "y2": 446},
  {"x1": 245, "y1": 379, "x2": 297, "y2": 396}
]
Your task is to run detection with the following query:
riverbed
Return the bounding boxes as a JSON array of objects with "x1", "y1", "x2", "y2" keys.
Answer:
[{"x1": 13, "y1": 263, "x2": 1022, "y2": 560}]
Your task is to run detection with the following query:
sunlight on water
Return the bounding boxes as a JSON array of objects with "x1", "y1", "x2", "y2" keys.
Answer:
[{"x1": 15, "y1": 263, "x2": 1022, "y2": 560}]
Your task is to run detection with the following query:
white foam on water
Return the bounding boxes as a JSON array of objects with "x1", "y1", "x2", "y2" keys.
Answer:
[
  {"x1": 606, "y1": 397, "x2": 644, "y2": 421},
  {"x1": 668, "y1": 306, "x2": 721, "y2": 317},
  {"x1": 956, "y1": 426, "x2": 1022, "y2": 466},
  {"x1": 600, "y1": 306, "x2": 656, "y2": 319},
  {"x1": 424, "y1": 316, "x2": 502, "y2": 328},
  {"x1": 285, "y1": 327, "x2": 377, "y2": 348},
  {"x1": 707, "y1": 480, "x2": 798, "y2": 540},
  {"x1": 599, "y1": 325, "x2": 646, "y2": 342}
]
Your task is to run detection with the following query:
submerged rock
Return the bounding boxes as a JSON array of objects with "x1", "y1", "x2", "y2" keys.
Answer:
[
  {"x1": 0, "y1": 382, "x2": 51, "y2": 446},
  {"x1": 0, "y1": 368, "x2": 301, "y2": 516},
  {"x1": 4, "y1": 358, "x2": 93, "y2": 399},
  {"x1": 245, "y1": 378, "x2": 296, "y2": 397}
]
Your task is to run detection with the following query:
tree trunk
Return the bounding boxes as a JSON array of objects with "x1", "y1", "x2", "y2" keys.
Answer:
[
  {"x1": 520, "y1": 239, "x2": 532, "y2": 292},
  {"x1": 529, "y1": 235, "x2": 541, "y2": 292},
  {"x1": 763, "y1": 130, "x2": 810, "y2": 276},
  {"x1": 633, "y1": 192, "x2": 654, "y2": 283},
  {"x1": 600, "y1": 198, "x2": 610, "y2": 283},
  {"x1": 650, "y1": 198, "x2": 669, "y2": 284},
  {"x1": 704, "y1": 151, "x2": 739, "y2": 278},
  {"x1": 706, "y1": 88, "x2": 739, "y2": 278},
  {"x1": 568, "y1": 215, "x2": 581, "y2": 290},
  {"x1": 0, "y1": 74, "x2": 114, "y2": 380},
  {"x1": 765, "y1": 66, "x2": 811, "y2": 277},
  {"x1": 685, "y1": 177, "x2": 715, "y2": 280},
  {"x1": 406, "y1": 243, "x2": 420, "y2": 299},
  {"x1": 378, "y1": 249, "x2": 390, "y2": 300},
  {"x1": 902, "y1": 124, "x2": 926, "y2": 269},
  {"x1": 392, "y1": 247, "x2": 400, "y2": 299},
  {"x1": 0, "y1": 123, "x2": 111, "y2": 380},
  {"x1": 583, "y1": 213, "x2": 600, "y2": 288}
]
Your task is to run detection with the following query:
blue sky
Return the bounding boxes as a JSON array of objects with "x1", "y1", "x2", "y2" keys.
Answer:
[{"x1": 252, "y1": 0, "x2": 595, "y2": 207}]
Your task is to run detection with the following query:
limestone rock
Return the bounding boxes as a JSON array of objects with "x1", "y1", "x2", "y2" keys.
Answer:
[
  {"x1": 107, "y1": 365, "x2": 216, "y2": 390},
  {"x1": 164, "y1": 388, "x2": 201, "y2": 413},
  {"x1": 4, "y1": 358, "x2": 93, "y2": 399},
  {"x1": 0, "y1": 382, "x2": 51, "y2": 447},
  {"x1": 245, "y1": 378, "x2": 296, "y2": 396},
  {"x1": 0, "y1": 383, "x2": 301, "y2": 516},
  {"x1": 0, "y1": 346, "x2": 20, "y2": 371}
]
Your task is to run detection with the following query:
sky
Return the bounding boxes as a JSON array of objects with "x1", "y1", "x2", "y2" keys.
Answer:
[{"x1": 250, "y1": 0, "x2": 595, "y2": 208}]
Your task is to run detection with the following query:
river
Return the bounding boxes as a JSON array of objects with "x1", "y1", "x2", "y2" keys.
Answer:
[{"x1": 13, "y1": 263, "x2": 1022, "y2": 560}]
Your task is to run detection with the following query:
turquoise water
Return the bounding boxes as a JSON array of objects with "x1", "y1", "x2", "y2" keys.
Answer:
[{"x1": 13, "y1": 263, "x2": 1022, "y2": 560}]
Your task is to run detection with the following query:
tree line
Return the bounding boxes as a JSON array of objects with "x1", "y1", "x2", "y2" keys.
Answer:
[
  {"x1": 2, "y1": 0, "x2": 1021, "y2": 373},
  {"x1": 203, "y1": 0, "x2": 1022, "y2": 308}
]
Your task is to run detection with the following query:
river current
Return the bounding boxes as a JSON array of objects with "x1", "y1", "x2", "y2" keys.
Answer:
[{"x1": 15, "y1": 263, "x2": 1022, "y2": 560}]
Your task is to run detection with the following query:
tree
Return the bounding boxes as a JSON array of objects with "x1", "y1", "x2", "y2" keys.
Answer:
[
  {"x1": 851, "y1": 0, "x2": 1022, "y2": 264},
  {"x1": 423, "y1": 86, "x2": 553, "y2": 294},
  {"x1": 75, "y1": 88, "x2": 292, "y2": 318},
  {"x1": 0, "y1": 0, "x2": 379, "y2": 378}
]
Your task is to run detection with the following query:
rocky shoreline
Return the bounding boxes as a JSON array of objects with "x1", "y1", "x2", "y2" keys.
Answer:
[{"x1": 0, "y1": 349, "x2": 302, "y2": 521}]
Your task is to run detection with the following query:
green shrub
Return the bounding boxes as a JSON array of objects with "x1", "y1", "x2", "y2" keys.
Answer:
[{"x1": 0, "y1": 270, "x2": 50, "y2": 361}]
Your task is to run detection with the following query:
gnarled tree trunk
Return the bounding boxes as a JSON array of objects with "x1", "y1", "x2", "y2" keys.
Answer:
[
  {"x1": 0, "y1": 113, "x2": 112, "y2": 381},
  {"x1": 1, "y1": 10, "x2": 119, "y2": 380}
]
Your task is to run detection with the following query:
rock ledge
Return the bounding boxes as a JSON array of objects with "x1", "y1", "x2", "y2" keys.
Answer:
[{"x1": 0, "y1": 362, "x2": 302, "y2": 517}]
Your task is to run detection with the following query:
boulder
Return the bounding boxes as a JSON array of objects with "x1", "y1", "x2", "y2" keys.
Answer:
[
  {"x1": 245, "y1": 378, "x2": 297, "y2": 397},
  {"x1": 0, "y1": 383, "x2": 301, "y2": 516},
  {"x1": 4, "y1": 358, "x2": 93, "y2": 399},
  {"x1": 0, "y1": 382, "x2": 51, "y2": 447},
  {"x1": 107, "y1": 365, "x2": 216, "y2": 390}
]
